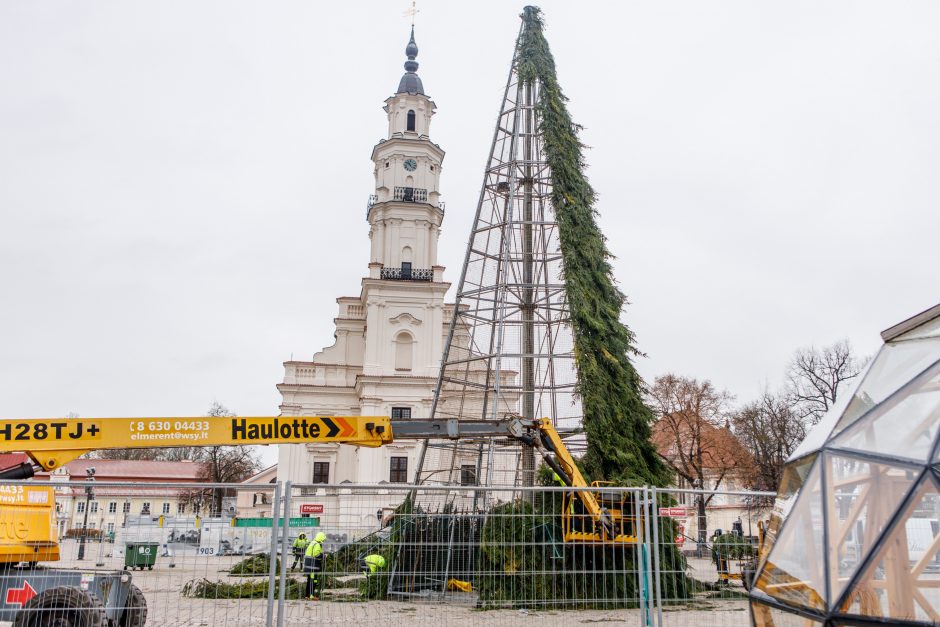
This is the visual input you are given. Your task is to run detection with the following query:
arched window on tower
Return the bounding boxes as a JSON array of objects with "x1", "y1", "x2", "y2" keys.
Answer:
[
  {"x1": 406, "y1": 110, "x2": 416, "y2": 132},
  {"x1": 394, "y1": 331, "x2": 414, "y2": 372}
]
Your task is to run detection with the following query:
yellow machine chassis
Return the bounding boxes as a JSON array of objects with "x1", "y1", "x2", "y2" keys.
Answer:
[{"x1": 560, "y1": 483, "x2": 639, "y2": 544}]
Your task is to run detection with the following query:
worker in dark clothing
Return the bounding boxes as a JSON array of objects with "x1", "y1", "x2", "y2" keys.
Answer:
[
  {"x1": 291, "y1": 533, "x2": 308, "y2": 570},
  {"x1": 712, "y1": 529, "x2": 754, "y2": 584},
  {"x1": 304, "y1": 532, "x2": 327, "y2": 600},
  {"x1": 711, "y1": 529, "x2": 731, "y2": 582}
]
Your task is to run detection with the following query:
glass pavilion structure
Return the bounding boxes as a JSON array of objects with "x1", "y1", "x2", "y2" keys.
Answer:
[{"x1": 751, "y1": 303, "x2": 940, "y2": 626}]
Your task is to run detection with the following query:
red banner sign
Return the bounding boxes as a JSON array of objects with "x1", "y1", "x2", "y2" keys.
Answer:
[
  {"x1": 658, "y1": 507, "x2": 688, "y2": 517},
  {"x1": 300, "y1": 504, "x2": 324, "y2": 514}
]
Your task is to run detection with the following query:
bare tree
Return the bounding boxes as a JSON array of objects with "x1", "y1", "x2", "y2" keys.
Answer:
[
  {"x1": 732, "y1": 392, "x2": 805, "y2": 494},
  {"x1": 93, "y1": 447, "x2": 208, "y2": 461},
  {"x1": 73, "y1": 409, "x2": 200, "y2": 461},
  {"x1": 157, "y1": 447, "x2": 204, "y2": 462},
  {"x1": 649, "y1": 374, "x2": 755, "y2": 549},
  {"x1": 86, "y1": 402, "x2": 260, "y2": 516},
  {"x1": 194, "y1": 402, "x2": 261, "y2": 516},
  {"x1": 94, "y1": 448, "x2": 165, "y2": 461},
  {"x1": 786, "y1": 339, "x2": 863, "y2": 425}
]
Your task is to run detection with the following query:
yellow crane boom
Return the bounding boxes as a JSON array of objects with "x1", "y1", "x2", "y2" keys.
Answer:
[
  {"x1": 0, "y1": 414, "x2": 626, "y2": 543},
  {"x1": 0, "y1": 415, "x2": 392, "y2": 472}
]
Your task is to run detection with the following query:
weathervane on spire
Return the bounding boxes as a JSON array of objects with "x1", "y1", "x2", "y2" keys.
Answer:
[
  {"x1": 396, "y1": 1, "x2": 424, "y2": 95},
  {"x1": 403, "y1": 1, "x2": 419, "y2": 26}
]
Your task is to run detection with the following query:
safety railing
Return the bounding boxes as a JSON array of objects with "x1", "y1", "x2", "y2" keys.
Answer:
[
  {"x1": 367, "y1": 190, "x2": 444, "y2": 219},
  {"x1": 393, "y1": 186, "x2": 428, "y2": 203},
  {"x1": 379, "y1": 266, "x2": 433, "y2": 281},
  {"x1": 0, "y1": 479, "x2": 774, "y2": 626}
]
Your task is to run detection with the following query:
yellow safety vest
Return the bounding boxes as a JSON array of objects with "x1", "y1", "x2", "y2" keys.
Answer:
[
  {"x1": 305, "y1": 539, "x2": 323, "y2": 559},
  {"x1": 364, "y1": 554, "x2": 386, "y2": 573}
]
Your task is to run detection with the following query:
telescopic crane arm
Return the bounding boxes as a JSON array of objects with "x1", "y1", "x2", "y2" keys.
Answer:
[{"x1": 0, "y1": 414, "x2": 613, "y2": 534}]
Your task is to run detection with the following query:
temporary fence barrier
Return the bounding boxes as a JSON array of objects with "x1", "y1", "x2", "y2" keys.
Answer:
[{"x1": 0, "y1": 479, "x2": 774, "y2": 626}]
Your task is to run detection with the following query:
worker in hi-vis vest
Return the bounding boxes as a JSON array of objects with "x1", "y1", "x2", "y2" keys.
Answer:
[
  {"x1": 303, "y1": 532, "x2": 327, "y2": 600},
  {"x1": 291, "y1": 533, "x2": 308, "y2": 570},
  {"x1": 360, "y1": 553, "x2": 387, "y2": 575},
  {"x1": 553, "y1": 470, "x2": 581, "y2": 531}
]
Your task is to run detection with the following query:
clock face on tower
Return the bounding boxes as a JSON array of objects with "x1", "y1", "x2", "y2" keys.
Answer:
[{"x1": 403, "y1": 159, "x2": 418, "y2": 172}]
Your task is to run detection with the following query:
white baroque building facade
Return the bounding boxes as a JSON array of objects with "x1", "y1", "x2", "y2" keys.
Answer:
[{"x1": 276, "y1": 29, "x2": 452, "y2": 529}]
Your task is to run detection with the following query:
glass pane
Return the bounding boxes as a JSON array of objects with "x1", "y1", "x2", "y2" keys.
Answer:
[
  {"x1": 757, "y1": 454, "x2": 818, "y2": 569},
  {"x1": 831, "y1": 340, "x2": 940, "y2": 436},
  {"x1": 755, "y1": 460, "x2": 827, "y2": 611},
  {"x1": 751, "y1": 601, "x2": 823, "y2": 626},
  {"x1": 839, "y1": 476, "x2": 940, "y2": 621},
  {"x1": 831, "y1": 364, "x2": 940, "y2": 463},
  {"x1": 826, "y1": 454, "x2": 918, "y2": 605},
  {"x1": 894, "y1": 314, "x2": 940, "y2": 342}
]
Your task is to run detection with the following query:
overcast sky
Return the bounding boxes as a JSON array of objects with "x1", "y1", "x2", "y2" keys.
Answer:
[{"x1": 1, "y1": 1, "x2": 937, "y2": 466}]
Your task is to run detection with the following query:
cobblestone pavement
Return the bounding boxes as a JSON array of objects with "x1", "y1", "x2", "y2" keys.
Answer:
[
  {"x1": 19, "y1": 541, "x2": 750, "y2": 626},
  {"x1": 133, "y1": 594, "x2": 749, "y2": 626}
]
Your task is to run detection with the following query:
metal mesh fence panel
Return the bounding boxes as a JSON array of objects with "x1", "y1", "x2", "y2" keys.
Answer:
[
  {"x1": 652, "y1": 487, "x2": 775, "y2": 627},
  {"x1": 0, "y1": 480, "x2": 282, "y2": 627},
  {"x1": 279, "y1": 484, "x2": 645, "y2": 625},
  {"x1": 0, "y1": 479, "x2": 774, "y2": 625}
]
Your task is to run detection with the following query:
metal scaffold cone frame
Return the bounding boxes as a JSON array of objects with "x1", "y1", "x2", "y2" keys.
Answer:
[{"x1": 413, "y1": 12, "x2": 583, "y2": 494}]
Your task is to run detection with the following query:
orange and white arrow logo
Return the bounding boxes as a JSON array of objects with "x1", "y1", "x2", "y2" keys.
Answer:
[{"x1": 336, "y1": 417, "x2": 355, "y2": 437}]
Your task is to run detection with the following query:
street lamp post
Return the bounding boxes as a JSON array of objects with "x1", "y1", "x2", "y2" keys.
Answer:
[{"x1": 76, "y1": 467, "x2": 95, "y2": 560}]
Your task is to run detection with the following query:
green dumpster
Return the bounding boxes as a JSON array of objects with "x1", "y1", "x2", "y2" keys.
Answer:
[{"x1": 125, "y1": 542, "x2": 158, "y2": 570}]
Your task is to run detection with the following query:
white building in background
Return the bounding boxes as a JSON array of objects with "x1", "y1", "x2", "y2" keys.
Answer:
[
  {"x1": 276, "y1": 28, "x2": 452, "y2": 528},
  {"x1": 235, "y1": 464, "x2": 277, "y2": 519},
  {"x1": 38, "y1": 458, "x2": 205, "y2": 538}
]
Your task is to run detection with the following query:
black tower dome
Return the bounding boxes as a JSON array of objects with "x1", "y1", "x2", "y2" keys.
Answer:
[{"x1": 397, "y1": 26, "x2": 424, "y2": 95}]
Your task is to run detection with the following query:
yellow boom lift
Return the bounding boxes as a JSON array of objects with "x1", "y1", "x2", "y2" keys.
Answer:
[{"x1": 0, "y1": 414, "x2": 638, "y2": 624}]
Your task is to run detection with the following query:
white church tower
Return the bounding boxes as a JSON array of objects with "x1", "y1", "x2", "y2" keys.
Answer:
[{"x1": 276, "y1": 28, "x2": 450, "y2": 518}]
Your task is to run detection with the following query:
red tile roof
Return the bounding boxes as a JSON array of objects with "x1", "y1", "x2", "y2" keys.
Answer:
[
  {"x1": 0, "y1": 452, "x2": 30, "y2": 471},
  {"x1": 651, "y1": 417, "x2": 755, "y2": 472},
  {"x1": 39, "y1": 458, "x2": 206, "y2": 481}
]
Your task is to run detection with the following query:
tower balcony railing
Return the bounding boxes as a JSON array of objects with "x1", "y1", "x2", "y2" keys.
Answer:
[
  {"x1": 380, "y1": 266, "x2": 433, "y2": 281},
  {"x1": 394, "y1": 186, "x2": 428, "y2": 203},
  {"x1": 366, "y1": 190, "x2": 445, "y2": 218}
]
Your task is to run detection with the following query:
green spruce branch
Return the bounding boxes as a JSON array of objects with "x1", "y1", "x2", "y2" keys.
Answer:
[{"x1": 518, "y1": 6, "x2": 669, "y2": 487}]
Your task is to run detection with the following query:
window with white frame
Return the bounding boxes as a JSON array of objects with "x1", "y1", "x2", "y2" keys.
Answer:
[
  {"x1": 312, "y1": 462, "x2": 330, "y2": 484},
  {"x1": 460, "y1": 464, "x2": 477, "y2": 486},
  {"x1": 390, "y1": 457, "x2": 408, "y2": 483},
  {"x1": 391, "y1": 407, "x2": 412, "y2": 420}
]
